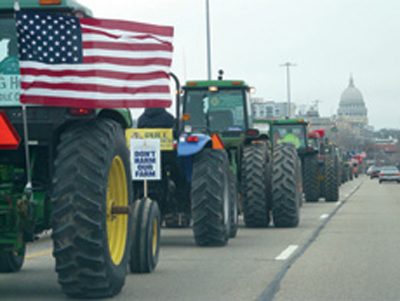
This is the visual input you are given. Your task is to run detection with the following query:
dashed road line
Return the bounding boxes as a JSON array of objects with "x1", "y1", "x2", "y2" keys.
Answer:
[
  {"x1": 257, "y1": 179, "x2": 364, "y2": 301},
  {"x1": 275, "y1": 245, "x2": 299, "y2": 261},
  {"x1": 320, "y1": 214, "x2": 330, "y2": 220}
]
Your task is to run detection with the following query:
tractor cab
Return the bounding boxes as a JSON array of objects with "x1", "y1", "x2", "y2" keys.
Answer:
[
  {"x1": 268, "y1": 119, "x2": 309, "y2": 151},
  {"x1": 308, "y1": 129, "x2": 326, "y2": 153},
  {"x1": 181, "y1": 79, "x2": 253, "y2": 148}
]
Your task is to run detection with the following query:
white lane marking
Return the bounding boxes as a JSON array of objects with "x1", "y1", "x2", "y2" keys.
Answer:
[
  {"x1": 320, "y1": 213, "x2": 330, "y2": 220},
  {"x1": 336, "y1": 200, "x2": 343, "y2": 206},
  {"x1": 275, "y1": 245, "x2": 299, "y2": 261}
]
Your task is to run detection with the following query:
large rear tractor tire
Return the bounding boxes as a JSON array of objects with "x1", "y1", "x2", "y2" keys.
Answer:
[
  {"x1": 52, "y1": 119, "x2": 132, "y2": 299},
  {"x1": 324, "y1": 156, "x2": 339, "y2": 202},
  {"x1": 241, "y1": 143, "x2": 270, "y2": 228},
  {"x1": 303, "y1": 155, "x2": 320, "y2": 203},
  {"x1": 272, "y1": 144, "x2": 301, "y2": 228},
  {"x1": 228, "y1": 171, "x2": 239, "y2": 239},
  {"x1": 191, "y1": 149, "x2": 230, "y2": 246},
  {"x1": 130, "y1": 198, "x2": 161, "y2": 273},
  {"x1": 0, "y1": 245, "x2": 25, "y2": 273}
]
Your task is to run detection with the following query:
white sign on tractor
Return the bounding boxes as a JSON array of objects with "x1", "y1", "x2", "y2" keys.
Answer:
[{"x1": 130, "y1": 138, "x2": 161, "y2": 181}]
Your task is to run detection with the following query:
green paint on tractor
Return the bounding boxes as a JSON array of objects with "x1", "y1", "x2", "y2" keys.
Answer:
[
  {"x1": 0, "y1": 0, "x2": 132, "y2": 282},
  {"x1": 0, "y1": 0, "x2": 92, "y2": 14}
]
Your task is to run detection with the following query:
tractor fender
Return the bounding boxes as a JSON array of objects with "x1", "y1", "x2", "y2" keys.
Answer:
[{"x1": 177, "y1": 134, "x2": 211, "y2": 157}]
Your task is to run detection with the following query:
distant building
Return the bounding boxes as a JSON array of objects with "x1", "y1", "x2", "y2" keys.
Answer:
[
  {"x1": 374, "y1": 137, "x2": 398, "y2": 154},
  {"x1": 251, "y1": 98, "x2": 295, "y2": 119},
  {"x1": 337, "y1": 75, "x2": 368, "y2": 127}
]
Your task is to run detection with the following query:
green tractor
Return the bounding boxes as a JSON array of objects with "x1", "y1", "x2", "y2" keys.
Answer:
[
  {"x1": 259, "y1": 119, "x2": 340, "y2": 203},
  {"x1": 306, "y1": 128, "x2": 340, "y2": 202},
  {"x1": 180, "y1": 74, "x2": 302, "y2": 229},
  {"x1": 0, "y1": 1, "x2": 160, "y2": 298}
]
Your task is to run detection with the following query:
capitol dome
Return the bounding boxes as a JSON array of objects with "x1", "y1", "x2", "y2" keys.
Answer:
[{"x1": 337, "y1": 76, "x2": 368, "y2": 117}]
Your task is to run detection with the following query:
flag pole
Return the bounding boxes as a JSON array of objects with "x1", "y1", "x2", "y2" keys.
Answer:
[{"x1": 14, "y1": 0, "x2": 33, "y2": 195}]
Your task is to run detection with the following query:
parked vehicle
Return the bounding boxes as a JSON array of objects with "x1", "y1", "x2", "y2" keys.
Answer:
[
  {"x1": 378, "y1": 166, "x2": 400, "y2": 183},
  {"x1": 367, "y1": 166, "x2": 381, "y2": 179}
]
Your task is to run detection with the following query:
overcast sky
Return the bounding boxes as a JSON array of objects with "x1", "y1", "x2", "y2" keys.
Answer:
[{"x1": 79, "y1": 0, "x2": 400, "y2": 129}]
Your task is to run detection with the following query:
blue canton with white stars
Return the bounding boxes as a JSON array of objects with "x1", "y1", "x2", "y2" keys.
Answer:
[{"x1": 16, "y1": 11, "x2": 83, "y2": 64}]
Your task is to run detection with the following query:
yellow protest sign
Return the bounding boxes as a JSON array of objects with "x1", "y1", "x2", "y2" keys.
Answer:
[{"x1": 126, "y1": 128, "x2": 174, "y2": 151}]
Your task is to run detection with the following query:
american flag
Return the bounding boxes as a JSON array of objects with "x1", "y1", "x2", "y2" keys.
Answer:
[{"x1": 15, "y1": 11, "x2": 174, "y2": 108}]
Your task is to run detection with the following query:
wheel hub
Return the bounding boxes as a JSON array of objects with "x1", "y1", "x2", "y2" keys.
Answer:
[{"x1": 106, "y1": 156, "x2": 128, "y2": 266}]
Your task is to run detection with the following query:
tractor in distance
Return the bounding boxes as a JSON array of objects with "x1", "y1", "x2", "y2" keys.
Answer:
[
  {"x1": 0, "y1": 0, "x2": 161, "y2": 298},
  {"x1": 255, "y1": 118, "x2": 340, "y2": 204},
  {"x1": 289, "y1": 125, "x2": 340, "y2": 202}
]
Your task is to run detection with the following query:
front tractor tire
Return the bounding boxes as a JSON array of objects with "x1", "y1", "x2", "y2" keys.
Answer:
[
  {"x1": 241, "y1": 143, "x2": 270, "y2": 228},
  {"x1": 130, "y1": 198, "x2": 161, "y2": 273},
  {"x1": 272, "y1": 144, "x2": 302, "y2": 228},
  {"x1": 324, "y1": 156, "x2": 339, "y2": 202},
  {"x1": 303, "y1": 155, "x2": 320, "y2": 202},
  {"x1": 51, "y1": 119, "x2": 133, "y2": 299},
  {"x1": 191, "y1": 149, "x2": 230, "y2": 246}
]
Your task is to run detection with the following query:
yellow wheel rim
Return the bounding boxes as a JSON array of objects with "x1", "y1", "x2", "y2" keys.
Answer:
[
  {"x1": 106, "y1": 156, "x2": 128, "y2": 266},
  {"x1": 151, "y1": 218, "x2": 159, "y2": 257}
]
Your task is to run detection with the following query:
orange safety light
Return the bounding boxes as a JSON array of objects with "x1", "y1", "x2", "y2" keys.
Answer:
[
  {"x1": 182, "y1": 113, "x2": 191, "y2": 121},
  {"x1": 39, "y1": 0, "x2": 62, "y2": 5},
  {"x1": 211, "y1": 133, "x2": 224, "y2": 150},
  {"x1": 186, "y1": 81, "x2": 198, "y2": 87},
  {"x1": 0, "y1": 112, "x2": 21, "y2": 150}
]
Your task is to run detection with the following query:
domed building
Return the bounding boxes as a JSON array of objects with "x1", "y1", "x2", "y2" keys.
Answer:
[{"x1": 337, "y1": 75, "x2": 368, "y2": 127}]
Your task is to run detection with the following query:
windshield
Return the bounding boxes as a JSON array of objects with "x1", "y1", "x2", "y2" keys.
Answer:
[
  {"x1": 0, "y1": 17, "x2": 20, "y2": 106},
  {"x1": 183, "y1": 89, "x2": 246, "y2": 132},
  {"x1": 308, "y1": 137, "x2": 320, "y2": 150},
  {"x1": 272, "y1": 124, "x2": 307, "y2": 148}
]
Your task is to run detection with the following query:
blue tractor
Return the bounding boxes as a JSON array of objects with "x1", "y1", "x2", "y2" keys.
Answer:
[{"x1": 133, "y1": 76, "x2": 237, "y2": 246}]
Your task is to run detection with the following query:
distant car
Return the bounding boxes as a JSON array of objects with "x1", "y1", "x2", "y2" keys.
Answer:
[
  {"x1": 378, "y1": 166, "x2": 400, "y2": 183},
  {"x1": 367, "y1": 166, "x2": 381, "y2": 179}
]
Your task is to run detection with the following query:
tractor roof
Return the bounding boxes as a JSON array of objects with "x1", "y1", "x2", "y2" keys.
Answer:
[
  {"x1": 0, "y1": 0, "x2": 92, "y2": 16},
  {"x1": 183, "y1": 80, "x2": 249, "y2": 89}
]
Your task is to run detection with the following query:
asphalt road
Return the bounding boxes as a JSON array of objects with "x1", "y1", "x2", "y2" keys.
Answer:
[
  {"x1": 274, "y1": 178, "x2": 400, "y2": 301},
  {"x1": 0, "y1": 177, "x2": 363, "y2": 301}
]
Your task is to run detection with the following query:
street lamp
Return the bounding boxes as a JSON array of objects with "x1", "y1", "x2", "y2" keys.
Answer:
[
  {"x1": 205, "y1": 0, "x2": 212, "y2": 80},
  {"x1": 280, "y1": 62, "x2": 296, "y2": 117}
]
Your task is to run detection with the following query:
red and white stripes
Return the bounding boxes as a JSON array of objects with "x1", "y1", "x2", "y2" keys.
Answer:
[{"x1": 19, "y1": 16, "x2": 174, "y2": 109}]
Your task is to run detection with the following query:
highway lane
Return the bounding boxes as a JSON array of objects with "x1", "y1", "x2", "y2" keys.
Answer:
[
  {"x1": 274, "y1": 178, "x2": 400, "y2": 301},
  {"x1": 0, "y1": 178, "x2": 361, "y2": 301}
]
